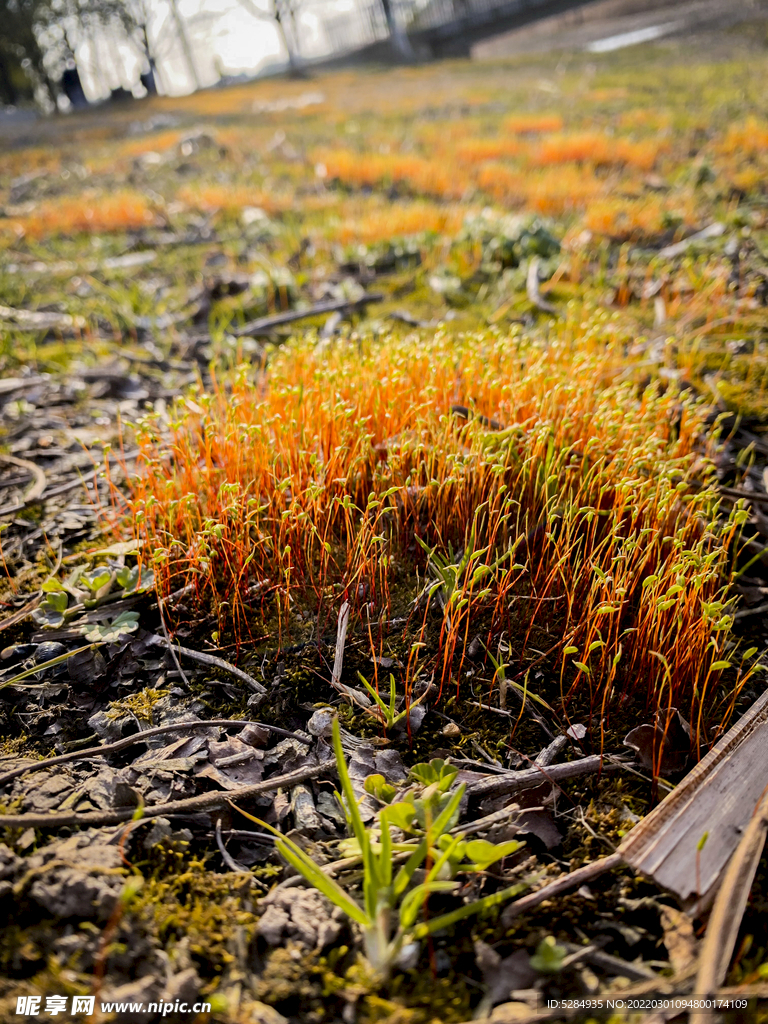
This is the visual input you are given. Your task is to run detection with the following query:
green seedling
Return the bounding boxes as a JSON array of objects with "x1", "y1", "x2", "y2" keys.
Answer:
[
  {"x1": 416, "y1": 508, "x2": 516, "y2": 631},
  {"x1": 80, "y1": 567, "x2": 114, "y2": 597},
  {"x1": 351, "y1": 758, "x2": 464, "y2": 843},
  {"x1": 31, "y1": 557, "x2": 151, "y2": 635},
  {"x1": 408, "y1": 757, "x2": 459, "y2": 790},
  {"x1": 530, "y1": 935, "x2": 567, "y2": 974},
  {"x1": 83, "y1": 611, "x2": 141, "y2": 642},
  {"x1": 33, "y1": 585, "x2": 70, "y2": 628},
  {"x1": 233, "y1": 718, "x2": 529, "y2": 979},
  {"x1": 357, "y1": 671, "x2": 426, "y2": 731},
  {"x1": 116, "y1": 565, "x2": 155, "y2": 595},
  {"x1": 487, "y1": 645, "x2": 553, "y2": 712}
]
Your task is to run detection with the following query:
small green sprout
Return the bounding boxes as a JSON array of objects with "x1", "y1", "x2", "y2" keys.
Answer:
[
  {"x1": 530, "y1": 935, "x2": 567, "y2": 974},
  {"x1": 356, "y1": 671, "x2": 427, "y2": 731},
  {"x1": 233, "y1": 718, "x2": 530, "y2": 980}
]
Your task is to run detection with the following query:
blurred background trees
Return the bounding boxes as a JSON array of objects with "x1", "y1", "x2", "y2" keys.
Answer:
[{"x1": 0, "y1": 0, "x2": 509, "y2": 110}]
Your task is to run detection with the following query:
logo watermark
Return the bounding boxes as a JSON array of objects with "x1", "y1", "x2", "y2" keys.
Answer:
[{"x1": 15, "y1": 996, "x2": 211, "y2": 1017}]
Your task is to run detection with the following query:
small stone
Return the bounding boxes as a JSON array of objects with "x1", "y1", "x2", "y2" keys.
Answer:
[
  {"x1": 99, "y1": 976, "x2": 161, "y2": 1021},
  {"x1": 442, "y1": 722, "x2": 461, "y2": 738},
  {"x1": 395, "y1": 941, "x2": 420, "y2": 971},
  {"x1": 247, "y1": 1002, "x2": 289, "y2": 1024},
  {"x1": 467, "y1": 635, "x2": 484, "y2": 661},
  {"x1": 34, "y1": 641, "x2": 67, "y2": 663},
  {"x1": 290, "y1": 783, "x2": 323, "y2": 835},
  {"x1": 161, "y1": 967, "x2": 200, "y2": 1006},
  {"x1": 306, "y1": 709, "x2": 334, "y2": 737},
  {"x1": 238, "y1": 723, "x2": 270, "y2": 748},
  {"x1": 257, "y1": 905, "x2": 289, "y2": 945}
]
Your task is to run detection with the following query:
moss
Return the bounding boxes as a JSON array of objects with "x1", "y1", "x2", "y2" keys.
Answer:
[
  {"x1": 106, "y1": 687, "x2": 170, "y2": 723},
  {"x1": 0, "y1": 734, "x2": 31, "y2": 758},
  {"x1": 128, "y1": 855, "x2": 260, "y2": 982},
  {"x1": 254, "y1": 946, "x2": 327, "y2": 1016}
]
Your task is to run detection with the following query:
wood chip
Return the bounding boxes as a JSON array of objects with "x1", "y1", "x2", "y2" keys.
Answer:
[
  {"x1": 619, "y1": 687, "x2": 768, "y2": 906},
  {"x1": 695, "y1": 784, "x2": 768, "y2": 1007}
]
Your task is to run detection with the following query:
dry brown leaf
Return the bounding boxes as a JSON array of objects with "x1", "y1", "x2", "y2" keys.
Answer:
[{"x1": 659, "y1": 904, "x2": 698, "y2": 975}]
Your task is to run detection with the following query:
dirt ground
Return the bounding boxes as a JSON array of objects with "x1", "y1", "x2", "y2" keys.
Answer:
[{"x1": 472, "y1": 0, "x2": 768, "y2": 59}]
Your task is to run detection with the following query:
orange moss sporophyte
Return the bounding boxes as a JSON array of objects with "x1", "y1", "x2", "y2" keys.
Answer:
[
  {"x1": 504, "y1": 114, "x2": 564, "y2": 134},
  {"x1": 532, "y1": 132, "x2": 662, "y2": 171},
  {"x1": 176, "y1": 184, "x2": 293, "y2": 216},
  {"x1": 335, "y1": 202, "x2": 464, "y2": 245},
  {"x1": 118, "y1": 325, "x2": 756, "y2": 753},
  {"x1": 2, "y1": 191, "x2": 157, "y2": 239},
  {"x1": 477, "y1": 164, "x2": 607, "y2": 216},
  {"x1": 315, "y1": 149, "x2": 469, "y2": 201}
]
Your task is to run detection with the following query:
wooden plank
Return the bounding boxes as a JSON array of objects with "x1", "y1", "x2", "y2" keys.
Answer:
[{"x1": 619, "y1": 687, "x2": 768, "y2": 906}]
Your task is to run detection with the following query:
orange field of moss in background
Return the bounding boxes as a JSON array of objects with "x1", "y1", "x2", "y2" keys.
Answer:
[
  {"x1": 1, "y1": 191, "x2": 157, "y2": 239},
  {"x1": 1, "y1": 52, "x2": 765, "y2": 249},
  {"x1": 335, "y1": 202, "x2": 465, "y2": 244}
]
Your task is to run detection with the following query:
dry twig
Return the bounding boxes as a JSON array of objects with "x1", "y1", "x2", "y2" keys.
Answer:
[
  {"x1": 0, "y1": 717, "x2": 311, "y2": 787},
  {"x1": 466, "y1": 754, "x2": 627, "y2": 800},
  {"x1": 0, "y1": 759, "x2": 335, "y2": 830},
  {"x1": 526, "y1": 256, "x2": 558, "y2": 316},
  {"x1": 500, "y1": 852, "x2": 622, "y2": 927},
  {"x1": 169, "y1": 642, "x2": 268, "y2": 695},
  {"x1": 232, "y1": 294, "x2": 383, "y2": 337}
]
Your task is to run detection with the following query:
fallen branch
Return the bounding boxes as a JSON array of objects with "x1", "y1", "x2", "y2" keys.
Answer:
[
  {"x1": 734, "y1": 600, "x2": 768, "y2": 621},
  {"x1": 157, "y1": 595, "x2": 192, "y2": 690},
  {"x1": 329, "y1": 601, "x2": 370, "y2": 706},
  {"x1": 231, "y1": 293, "x2": 383, "y2": 337},
  {"x1": 0, "y1": 758, "x2": 335, "y2": 830},
  {"x1": 0, "y1": 303, "x2": 85, "y2": 331},
  {"x1": 0, "y1": 376, "x2": 48, "y2": 397},
  {"x1": 526, "y1": 256, "x2": 558, "y2": 316},
  {"x1": 0, "y1": 595, "x2": 42, "y2": 633},
  {"x1": 0, "y1": 717, "x2": 311, "y2": 788},
  {"x1": 659, "y1": 221, "x2": 724, "y2": 258},
  {"x1": 567, "y1": 943, "x2": 655, "y2": 982},
  {"x1": 0, "y1": 449, "x2": 139, "y2": 517},
  {"x1": 719, "y1": 486, "x2": 768, "y2": 506},
  {"x1": 500, "y1": 852, "x2": 622, "y2": 927},
  {"x1": 215, "y1": 817, "x2": 250, "y2": 874},
  {"x1": 466, "y1": 754, "x2": 627, "y2": 800},
  {"x1": 169, "y1": 641, "x2": 268, "y2": 695},
  {"x1": 0, "y1": 453, "x2": 46, "y2": 503}
]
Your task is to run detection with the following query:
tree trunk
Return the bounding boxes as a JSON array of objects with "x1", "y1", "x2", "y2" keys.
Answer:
[
  {"x1": 169, "y1": 0, "x2": 201, "y2": 91},
  {"x1": 273, "y1": 0, "x2": 305, "y2": 78},
  {"x1": 380, "y1": 0, "x2": 414, "y2": 60},
  {"x1": 0, "y1": 51, "x2": 17, "y2": 106},
  {"x1": 139, "y1": 25, "x2": 158, "y2": 94}
]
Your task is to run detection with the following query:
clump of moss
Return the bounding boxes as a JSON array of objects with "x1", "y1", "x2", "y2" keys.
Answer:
[
  {"x1": 106, "y1": 687, "x2": 170, "y2": 723},
  {"x1": 254, "y1": 945, "x2": 327, "y2": 1014},
  {"x1": 128, "y1": 854, "x2": 259, "y2": 982},
  {"x1": 0, "y1": 733, "x2": 31, "y2": 758}
]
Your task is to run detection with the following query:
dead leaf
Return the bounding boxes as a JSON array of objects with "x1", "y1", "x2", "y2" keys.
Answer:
[
  {"x1": 624, "y1": 707, "x2": 691, "y2": 775},
  {"x1": 474, "y1": 940, "x2": 536, "y2": 1009},
  {"x1": 659, "y1": 904, "x2": 698, "y2": 975}
]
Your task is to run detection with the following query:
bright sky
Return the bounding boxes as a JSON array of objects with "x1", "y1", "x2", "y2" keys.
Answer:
[{"x1": 78, "y1": 0, "x2": 360, "y2": 99}]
